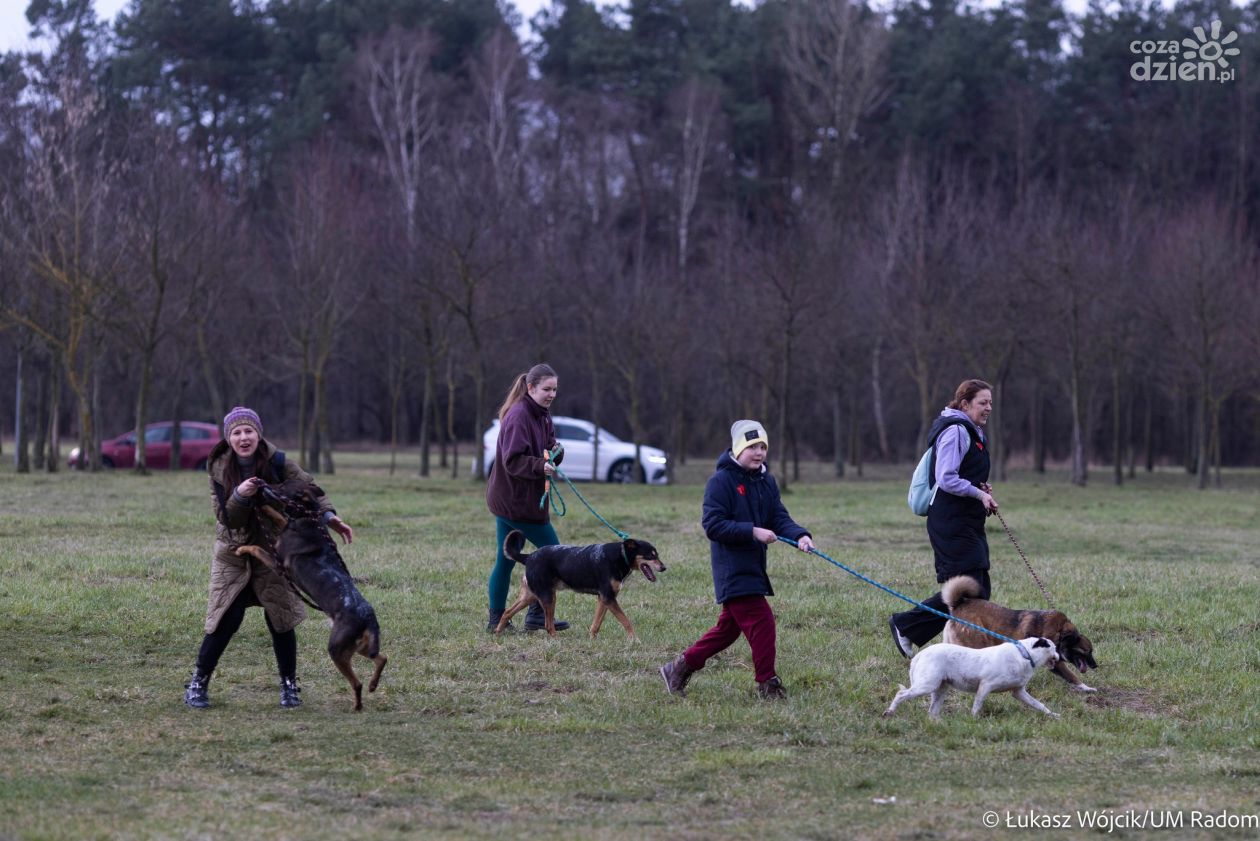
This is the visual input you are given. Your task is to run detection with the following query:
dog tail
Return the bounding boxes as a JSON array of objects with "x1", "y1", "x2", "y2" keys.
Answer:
[
  {"x1": 503, "y1": 529, "x2": 528, "y2": 565},
  {"x1": 942, "y1": 575, "x2": 982, "y2": 610}
]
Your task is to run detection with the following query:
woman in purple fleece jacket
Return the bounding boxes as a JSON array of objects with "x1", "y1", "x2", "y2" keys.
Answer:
[
  {"x1": 484, "y1": 363, "x2": 570, "y2": 633},
  {"x1": 888, "y1": 379, "x2": 999, "y2": 657}
]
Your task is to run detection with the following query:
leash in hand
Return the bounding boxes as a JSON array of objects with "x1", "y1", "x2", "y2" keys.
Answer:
[{"x1": 994, "y1": 509, "x2": 1057, "y2": 610}]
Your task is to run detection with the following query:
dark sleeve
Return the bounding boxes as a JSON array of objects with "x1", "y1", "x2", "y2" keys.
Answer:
[
  {"x1": 768, "y1": 477, "x2": 810, "y2": 542},
  {"x1": 212, "y1": 478, "x2": 253, "y2": 529},
  {"x1": 500, "y1": 413, "x2": 546, "y2": 480},
  {"x1": 702, "y1": 474, "x2": 755, "y2": 546}
]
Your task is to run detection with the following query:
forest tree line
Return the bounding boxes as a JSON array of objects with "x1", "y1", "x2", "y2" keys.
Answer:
[{"x1": 0, "y1": 0, "x2": 1257, "y2": 488}]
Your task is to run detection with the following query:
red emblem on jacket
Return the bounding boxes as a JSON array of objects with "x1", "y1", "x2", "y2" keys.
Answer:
[
  {"x1": 976, "y1": 442, "x2": 985, "y2": 450},
  {"x1": 737, "y1": 484, "x2": 746, "y2": 495}
]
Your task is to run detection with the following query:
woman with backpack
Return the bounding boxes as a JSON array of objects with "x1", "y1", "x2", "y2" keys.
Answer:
[{"x1": 889, "y1": 379, "x2": 998, "y2": 658}]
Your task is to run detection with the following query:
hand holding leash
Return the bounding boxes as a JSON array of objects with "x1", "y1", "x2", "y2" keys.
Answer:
[{"x1": 237, "y1": 476, "x2": 263, "y2": 497}]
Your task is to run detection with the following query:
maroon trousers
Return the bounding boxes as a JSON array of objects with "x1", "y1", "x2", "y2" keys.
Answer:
[{"x1": 683, "y1": 595, "x2": 778, "y2": 683}]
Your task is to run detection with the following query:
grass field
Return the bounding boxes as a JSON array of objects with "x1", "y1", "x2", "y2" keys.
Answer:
[{"x1": 1, "y1": 453, "x2": 1258, "y2": 840}]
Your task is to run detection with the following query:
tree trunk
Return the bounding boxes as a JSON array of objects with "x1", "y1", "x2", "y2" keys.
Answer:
[
  {"x1": 134, "y1": 353, "x2": 154, "y2": 475},
  {"x1": 319, "y1": 381, "x2": 334, "y2": 475},
  {"x1": 1210, "y1": 398, "x2": 1222, "y2": 489},
  {"x1": 33, "y1": 358, "x2": 48, "y2": 471},
  {"x1": 1112, "y1": 366, "x2": 1123, "y2": 486},
  {"x1": 1069, "y1": 361, "x2": 1087, "y2": 486},
  {"x1": 170, "y1": 383, "x2": 186, "y2": 472},
  {"x1": 1143, "y1": 386, "x2": 1154, "y2": 473},
  {"x1": 195, "y1": 323, "x2": 226, "y2": 422},
  {"x1": 1195, "y1": 386, "x2": 1209, "y2": 490},
  {"x1": 14, "y1": 349, "x2": 29, "y2": 473},
  {"x1": 418, "y1": 357, "x2": 434, "y2": 477},
  {"x1": 849, "y1": 399, "x2": 863, "y2": 478},
  {"x1": 1031, "y1": 380, "x2": 1045, "y2": 474},
  {"x1": 46, "y1": 362, "x2": 61, "y2": 472},
  {"x1": 777, "y1": 336, "x2": 792, "y2": 490},
  {"x1": 870, "y1": 342, "x2": 891, "y2": 460},
  {"x1": 447, "y1": 356, "x2": 459, "y2": 479},
  {"x1": 832, "y1": 387, "x2": 845, "y2": 478}
]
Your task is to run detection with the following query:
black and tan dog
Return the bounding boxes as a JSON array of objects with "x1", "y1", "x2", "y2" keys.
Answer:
[
  {"x1": 236, "y1": 481, "x2": 387, "y2": 711},
  {"x1": 942, "y1": 575, "x2": 1098, "y2": 693},
  {"x1": 495, "y1": 530, "x2": 665, "y2": 639}
]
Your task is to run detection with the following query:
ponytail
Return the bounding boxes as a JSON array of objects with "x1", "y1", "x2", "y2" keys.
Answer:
[{"x1": 497, "y1": 374, "x2": 529, "y2": 421}]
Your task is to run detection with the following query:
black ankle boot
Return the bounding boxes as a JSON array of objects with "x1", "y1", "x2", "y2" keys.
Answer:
[
  {"x1": 184, "y1": 670, "x2": 211, "y2": 709},
  {"x1": 524, "y1": 603, "x2": 569, "y2": 632},
  {"x1": 279, "y1": 676, "x2": 302, "y2": 708},
  {"x1": 487, "y1": 608, "x2": 516, "y2": 634}
]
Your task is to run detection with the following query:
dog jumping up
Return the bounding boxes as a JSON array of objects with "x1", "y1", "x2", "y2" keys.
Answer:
[
  {"x1": 942, "y1": 575, "x2": 1098, "y2": 692},
  {"x1": 237, "y1": 482, "x2": 386, "y2": 711},
  {"x1": 883, "y1": 636, "x2": 1060, "y2": 719},
  {"x1": 495, "y1": 530, "x2": 665, "y2": 639}
]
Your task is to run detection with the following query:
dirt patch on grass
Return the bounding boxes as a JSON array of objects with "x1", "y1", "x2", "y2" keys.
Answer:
[{"x1": 1083, "y1": 687, "x2": 1163, "y2": 716}]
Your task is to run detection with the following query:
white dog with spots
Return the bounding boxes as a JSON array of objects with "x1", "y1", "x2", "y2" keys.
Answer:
[{"x1": 883, "y1": 636, "x2": 1060, "y2": 719}]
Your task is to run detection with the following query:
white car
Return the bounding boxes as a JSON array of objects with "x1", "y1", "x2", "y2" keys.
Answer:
[{"x1": 480, "y1": 416, "x2": 669, "y2": 484}]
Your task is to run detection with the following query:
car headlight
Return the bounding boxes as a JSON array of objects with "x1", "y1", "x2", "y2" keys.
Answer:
[{"x1": 647, "y1": 455, "x2": 667, "y2": 464}]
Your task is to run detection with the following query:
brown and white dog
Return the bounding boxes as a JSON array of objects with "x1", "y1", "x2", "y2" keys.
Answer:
[{"x1": 942, "y1": 575, "x2": 1098, "y2": 693}]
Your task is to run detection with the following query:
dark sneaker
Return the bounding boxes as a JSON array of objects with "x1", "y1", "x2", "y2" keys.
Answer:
[
  {"x1": 279, "y1": 677, "x2": 302, "y2": 708},
  {"x1": 184, "y1": 671, "x2": 210, "y2": 709},
  {"x1": 659, "y1": 654, "x2": 694, "y2": 697},
  {"x1": 889, "y1": 617, "x2": 914, "y2": 659},
  {"x1": 757, "y1": 676, "x2": 787, "y2": 700},
  {"x1": 523, "y1": 603, "x2": 569, "y2": 632},
  {"x1": 487, "y1": 610, "x2": 516, "y2": 634}
]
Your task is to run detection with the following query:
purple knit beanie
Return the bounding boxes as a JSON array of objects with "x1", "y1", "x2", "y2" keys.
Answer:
[{"x1": 223, "y1": 407, "x2": 263, "y2": 439}]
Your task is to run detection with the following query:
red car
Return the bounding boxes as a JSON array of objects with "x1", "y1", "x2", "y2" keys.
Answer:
[{"x1": 69, "y1": 421, "x2": 221, "y2": 470}]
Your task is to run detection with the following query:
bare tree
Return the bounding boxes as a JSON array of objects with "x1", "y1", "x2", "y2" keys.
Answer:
[
  {"x1": 1147, "y1": 200, "x2": 1255, "y2": 489},
  {"x1": 357, "y1": 26, "x2": 444, "y2": 475},
  {"x1": 1, "y1": 61, "x2": 122, "y2": 471},
  {"x1": 782, "y1": 0, "x2": 889, "y2": 197},
  {"x1": 667, "y1": 78, "x2": 722, "y2": 282},
  {"x1": 269, "y1": 143, "x2": 366, "y2": 474},
  {"x1": 115, "y1": 123, "x2": 208, "y2": 473}
]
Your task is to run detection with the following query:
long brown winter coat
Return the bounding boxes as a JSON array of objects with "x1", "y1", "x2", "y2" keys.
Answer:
[{"x1": 204, "y1": 438, "x2": 334, "y2": 634}]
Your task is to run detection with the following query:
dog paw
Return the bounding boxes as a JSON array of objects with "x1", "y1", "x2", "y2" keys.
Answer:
[
  {"x1": 882, "y1": 709, "x2": 894, "y2": 718},
  {"x1": 1072, "y1": 683, "x2": 1097, "y2": 693}
]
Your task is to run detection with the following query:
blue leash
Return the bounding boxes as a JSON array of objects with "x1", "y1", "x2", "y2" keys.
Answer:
[
  {"x1": 775, "y1": 535, "x2": 1032, "y2": 662},
  {"x1": 540, "y1": 449, "x2": 630, "y2": 541}
]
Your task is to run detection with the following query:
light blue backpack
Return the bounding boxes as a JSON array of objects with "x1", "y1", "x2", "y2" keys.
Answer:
[
  {"x1": 907, "y1": 419, "x2": 973, "y2": 516},
  {"x1": 907, "y1": 449, "x2": 937, "y2": 516}
]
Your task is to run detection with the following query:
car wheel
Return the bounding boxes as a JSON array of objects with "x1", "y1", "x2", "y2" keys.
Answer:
[
  {"x1": 101, "y1": 457, "x2": 115, "y2": 469},
  {"x1": 193, "y1": 458, "x2": 208, "y2": 472},
  {"x1": 607, "y1": 459, "x2": 637, "y2": 484}
]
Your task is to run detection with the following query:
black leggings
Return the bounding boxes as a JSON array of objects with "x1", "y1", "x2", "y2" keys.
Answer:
[
  {"x1": 890, "y1": 570, "x2": 991, "y2": 647},
  {"x1": 195, "y1": 586, "x2": 297, "y2": 679}
]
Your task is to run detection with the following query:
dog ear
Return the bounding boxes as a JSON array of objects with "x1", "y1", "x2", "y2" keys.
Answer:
[
  {"x1": 622, "y1": 538, "x2": 639, "y2": 557},
  {"x1": 1032, "y1": 637, "x2": 1053, "y2": 649},
  {"x1": 1060, "y1": 631, "x2": 1079, "y2": 648},
  {"x1": 308, "y1": 483, "x2": 325, "y2": 499}
]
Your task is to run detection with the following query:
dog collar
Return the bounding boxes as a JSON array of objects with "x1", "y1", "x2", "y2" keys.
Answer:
[{"x1": 1011, "y1": 641, "x2": 1033, "y2": 663}]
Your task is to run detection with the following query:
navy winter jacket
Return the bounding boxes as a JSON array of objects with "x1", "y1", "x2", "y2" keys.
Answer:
[{"x1": 701, "y1": 451, "x2": 811, "y2": 604}]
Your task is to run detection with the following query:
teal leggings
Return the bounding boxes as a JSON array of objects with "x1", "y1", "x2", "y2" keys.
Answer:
[{"x1": 489, "y1": 517, "x2": 560, "y2": 611}]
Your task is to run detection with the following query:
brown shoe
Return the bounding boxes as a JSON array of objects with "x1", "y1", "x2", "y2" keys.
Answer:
[
  {"x1": 659, "y1": 654, "x2": 694, "y2": 697},
  {"x1": 757, "y1": 676, "x2": 787, "y2": 700}
]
